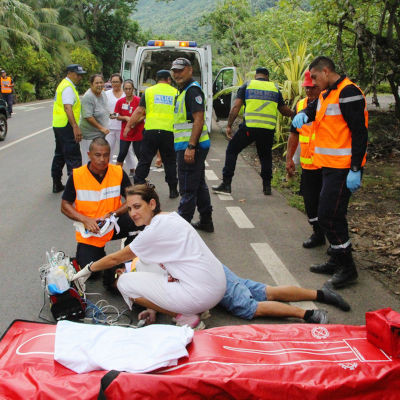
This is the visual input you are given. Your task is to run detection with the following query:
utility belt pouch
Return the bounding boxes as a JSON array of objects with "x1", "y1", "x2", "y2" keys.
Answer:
[{"x1": 366, "y1": 307, "x2": 400, "y2": 358}]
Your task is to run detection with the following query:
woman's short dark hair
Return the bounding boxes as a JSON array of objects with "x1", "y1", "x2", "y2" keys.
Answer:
[
  {"x1": 110, "y1": 73, "x2": 122, "y2": 83},
  {"x1": 123, "y1": 79, "x2": 135, "y2": 90},
  {"x1": 90, "y1": 73, "x2": 104, "y2": 84},
  {"x1": 125, "y1": 184, "x2": 161, "y2": 215},
  {"x1": 102, "y1": 264, "x2": 123, "y2": 294}
]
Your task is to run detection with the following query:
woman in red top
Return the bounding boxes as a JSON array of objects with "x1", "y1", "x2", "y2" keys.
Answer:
[{"x1": 115, "y1": 80, "x2": 144, "y2": 168}]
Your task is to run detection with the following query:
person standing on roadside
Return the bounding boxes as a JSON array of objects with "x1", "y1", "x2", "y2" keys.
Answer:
[
  {"x1": 0, "y1": 69, "x2": 14, "y2": 116},
  {"x1": 105, "y1": 73, "x2": 124, "y2": 160},
  {"x1": 286, "y1": 71, "x2": 325, "y2": 249},
  {"x1": 127, "y1": 70, "x2": 179, "y2": 199},
  {"x1": 292, "y1": 56, "x2": 368, "y2": 289},
  {"x1": 80, "y1": 74, "x2": 110, "y2": 165},
  {"x1": 170, "y1": 58, "x2": 214, "y2": 232},
  {"x1": 212, "y1": 67, "x2": 294, "y2": 196},
  {"x1": 51, "y1": 64, "x2": 86, "y2": 193}
]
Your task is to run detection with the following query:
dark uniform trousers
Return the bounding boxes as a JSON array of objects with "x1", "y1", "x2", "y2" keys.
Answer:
[
  {"x1": 76, "y1": 212, "x2": 140, "y2": 268},
  {"x1": 176, "y1": 147, "x2": 212, "y2": 222},
  {"x1": 222, "y1": 124, "x2": 274, "y2": 184},
  {"x1": 134, "y1": 129, "x2": 177, "y2": 186},
  {"x1": 51, "y1": 122, "x2": 82, "y2": 180},
  {"x1": 2, "y1": 93, "x2": 13, "y2": 115},
  {"x1": 318, "y1": 167, "x2": 352, "y2": 253},
  {"x1": 300, "y1": 168, "x2": 323, "y2": 227}
]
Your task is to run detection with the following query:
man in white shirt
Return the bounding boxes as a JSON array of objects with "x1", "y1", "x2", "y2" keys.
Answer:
[{"x1": 51, "y1": 64, "x2": 86, "y2": 193}]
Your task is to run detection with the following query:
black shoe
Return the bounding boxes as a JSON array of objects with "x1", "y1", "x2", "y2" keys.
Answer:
[
  {"x1": 263, "y1": 181, "x2": 271, "y2": 195},
  {"x1": 321, "y1": 285, "x2": 351, "y2": 311},
  {"x1": 52, "y1": 181, "x2": 65, "y2": 193},
  {"x1": 306, "y1": 309, "x2": 329, "y2": 324},
  {"x1": 325, "y1": 266, "x2": 358, "y2": 289},
  {"x1": 303, "y1": 232, "x2": 326, "y2": 248},
  {"x1": 169, "y1": 185, "x2": 179, "y2": 199},
  {"x1": 212, "y1": 181, "x2": 231, "y2": 194},
  {"x1": 310, "y1": 258, "x2": 338, "y2": 274},
  {"x1": 191, "y1": 220, "x2": 214, "y2": 233}
]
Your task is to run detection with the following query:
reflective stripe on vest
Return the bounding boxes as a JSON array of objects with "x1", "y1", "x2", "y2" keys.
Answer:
[
  {"x1": 173, "y1": 81, "x2": 209, "y2": 150},
  {"x1": 244, "y1": 80, "x2": 279, "y2": 130},
  {"x1": 313, "y1": 77, "x2": 368, "y2": 169},
  {"x1": 74, "y1": 164, "x2": 123, "y2": 247},
  {"x1": 144, "y1": 83, "x2": 178, "y2": 131},
  {"x1": 296, "y1": 97, "x2": 319, "y2": 170},
  {"x1": 53, "y1": 78, "x2": 81, "y2": 128},
  {"x1": 1, "y1": 77, "x2": 12, "y2": 93}
]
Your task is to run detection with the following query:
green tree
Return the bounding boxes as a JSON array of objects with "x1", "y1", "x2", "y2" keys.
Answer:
[{"x1": 70, "y1": 46, "x2": 101, "y2": 90}]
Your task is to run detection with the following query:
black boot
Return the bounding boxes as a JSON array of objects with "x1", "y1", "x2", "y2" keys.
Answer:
[
  {"x1": 263, "y1": 180, "x2": 271, "y2": 195},
  {"x1": 325, "y1": 252, "x2": 358, "y2": 289},
  {"x1": 212, "y1": 180, "x2": 231, "y2": 194},
  {"x1": 303, "y1": 225, "x2": 325, "y2": 248},
  {"x1": 192, "y1": 214, "x2": 214, "y2": 233},
  {"x1": 310, "y1": 256, "x2": 338, "y2": 274},
  {"x1": 52, "y1": 179, "x2": 65, "y2": 193},
  {"x1": 169, "y1": 184, "x2": 179, "y2": 199}
]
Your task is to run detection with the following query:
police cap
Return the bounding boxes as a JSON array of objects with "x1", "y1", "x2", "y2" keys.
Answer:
[
  {"x1": 156, "y1": 69, "x2": 171, "y2": 79},
  {"x1": 171, "y1": 58, "x2": 191, "y2": 70},
  {"x1": 66, "y1": 64, "x2": 87, "y2": 75},
  {"x1": 255, "y1": 67, "x2": 269, "y2": 76}
]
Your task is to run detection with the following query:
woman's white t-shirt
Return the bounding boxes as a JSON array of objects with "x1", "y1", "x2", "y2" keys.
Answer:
[
  {"x1": 105, "y1": 89, "x2": 123, "y2": 131},
  {"x1": 129, "y1": 212, "x2": 226, "y2": 301}
]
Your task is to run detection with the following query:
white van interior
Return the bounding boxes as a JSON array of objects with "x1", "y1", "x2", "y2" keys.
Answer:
[{"x1": 136, "y1": 49, "x2": 202, "y2": 96}]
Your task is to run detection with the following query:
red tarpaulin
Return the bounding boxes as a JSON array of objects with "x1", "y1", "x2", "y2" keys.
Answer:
[{"x1": 0, "y1": 320, "x2": 399, "y2": 399}]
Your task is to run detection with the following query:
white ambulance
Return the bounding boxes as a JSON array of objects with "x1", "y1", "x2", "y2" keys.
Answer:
[{"x1": 120, "y1": 40, "x2": 238, "y2": 132}]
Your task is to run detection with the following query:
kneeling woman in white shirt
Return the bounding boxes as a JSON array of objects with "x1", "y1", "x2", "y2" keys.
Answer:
[{"x1": 73, "y1": 184, "x2": 226, "y2": 329}]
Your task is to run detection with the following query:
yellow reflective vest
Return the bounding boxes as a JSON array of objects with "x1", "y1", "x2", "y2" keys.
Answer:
[
  {"x1": 53, "y1": 78, "x2": 81, "y2": 128},
  {"x1": 144, "y1": 83, "x2": 178, "y2": 132},
  {"x1": 244, "y1": 80, "x2": 279, "y2": 130},
  {"x1": 173, "y1": 81, "x2": 209, "y2": 151},
  {"x1": 296, "y1": 98, "x2": 319, "y2": 170}
]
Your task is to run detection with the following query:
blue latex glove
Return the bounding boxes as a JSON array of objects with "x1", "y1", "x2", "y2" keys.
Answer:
[
  {"x1": 292, "y1": 112, "x2": 308, "y2": 129},
  {"x1": 346, "y1": 170, "x2": 361, "y2": 193}
]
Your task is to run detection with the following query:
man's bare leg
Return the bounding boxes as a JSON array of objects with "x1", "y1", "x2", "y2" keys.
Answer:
[
  {"x1": 254, "y1": 300, "x2": 306, "y2": 319},
  {"x1": 266, "y1": 286, "x2": 317, "y2": 302}
]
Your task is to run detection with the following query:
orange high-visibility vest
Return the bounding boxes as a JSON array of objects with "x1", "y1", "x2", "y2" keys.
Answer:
[
  {"x1": 313, "y1": 77, "x2": 368, "y2": 169},
  {"x1": 1, "y1": 77, "x2": 12, "y2": 93},
  {"x1": 73, "y1": 164, "x2": 123, "y2": 247},
  {"x1": 296, "y1": 98, "x2": 319, "y2": 170}
]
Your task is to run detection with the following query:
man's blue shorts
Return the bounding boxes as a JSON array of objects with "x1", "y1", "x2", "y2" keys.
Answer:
[{"x1": 218, "y1": 265, "x2": 267, "y2": 320}]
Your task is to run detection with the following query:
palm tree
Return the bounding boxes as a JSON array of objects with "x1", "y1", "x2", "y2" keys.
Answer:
[{"x1": 0, "y1": 0, "x2": 40, "y2": 54}]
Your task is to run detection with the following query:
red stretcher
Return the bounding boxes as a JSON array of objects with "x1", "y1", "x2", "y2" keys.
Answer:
[{"x1": 0, "y1": 320, "x2": 399, "y2": 399}]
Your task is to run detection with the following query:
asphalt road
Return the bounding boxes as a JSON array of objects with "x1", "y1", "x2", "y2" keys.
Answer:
[{"x1": 0, "y1": 99, "x2": 399, "y2": 336}]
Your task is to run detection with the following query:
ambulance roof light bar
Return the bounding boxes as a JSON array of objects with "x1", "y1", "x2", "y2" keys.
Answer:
[{"x1": 147, "y1": 40, "x2": 197, "y2": 48}]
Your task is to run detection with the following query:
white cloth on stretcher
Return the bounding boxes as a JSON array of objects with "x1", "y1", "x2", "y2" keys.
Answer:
[{"x1": 54, "y1": 320, "x2": 194, "y2": 374}]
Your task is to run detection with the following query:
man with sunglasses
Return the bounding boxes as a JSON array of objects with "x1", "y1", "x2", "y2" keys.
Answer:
[{"x1": 170, "y1": 58, "x2": 214, "y2": 232}]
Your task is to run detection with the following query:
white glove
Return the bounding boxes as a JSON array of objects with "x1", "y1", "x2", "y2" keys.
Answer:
[{"x1": 71, "y1": 263, "x2": 92, "y2": 293}]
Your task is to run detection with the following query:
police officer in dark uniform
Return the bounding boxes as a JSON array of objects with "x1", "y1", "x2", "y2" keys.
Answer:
[
  {"x1": 212, "y1": 67, "x2": 294, "y2": 196},
  {"x1": 171, "y1": 57, "x2": 214, "y2": 232}
]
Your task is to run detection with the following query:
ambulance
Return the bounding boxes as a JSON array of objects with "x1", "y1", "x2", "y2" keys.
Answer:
[{"x1": 120, "y1": 40, "x2": 238, "y2": 131}]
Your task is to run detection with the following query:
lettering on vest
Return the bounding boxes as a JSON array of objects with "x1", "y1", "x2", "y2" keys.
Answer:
[
  {"x1": 154, "y1": 95, "x2": 174, "y2": 105},
  {"x1": 246, "y1": 89, "x2": 279, "y2": 102}
]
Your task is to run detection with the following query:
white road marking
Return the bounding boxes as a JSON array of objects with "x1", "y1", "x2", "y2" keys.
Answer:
[
  {"x1": 24, "y1": 107, "x2": 44, "y2": 112},
  {"x1": 205, "y1": 160, "x2": 209, "y2": 167},
  {"x1": 226, "y1": 207, "x2": 254, "y2": 228},
  {"x1": 14, "y1": 100, "x2": 53, "y2": 109},
  {"x1": 217, "y1": 194, "x2": 233, "y2": 200},
  {"x1": 205, "y1": 169, "x2": 218, "y2": 180},
  {"x1": 251, "y1": 242, "x2": 316, "y2": 309},
  {"x1": 0, "y1": 126, "x2": 52, "y2": 152},
  {"x1": 209, "y1": 158, "x2": 220, "y2": 161}
]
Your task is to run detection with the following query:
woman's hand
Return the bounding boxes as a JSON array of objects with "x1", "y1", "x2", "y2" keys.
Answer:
[
  {"x1": 138, "y1": 309, "x2": 157, "y2": 325},
  {"x1": 100, "y1": 126, "x2": 110, "y2": 135}
]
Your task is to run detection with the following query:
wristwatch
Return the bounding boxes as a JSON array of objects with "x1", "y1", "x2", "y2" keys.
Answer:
[
  {"x1": 87, "y1": 261, "x2": 93, "y2": 272},
  {"x1": 350, "y1": 165, "x2": 360, "y2": 172},
  {"x1": 187, "y1": 143, "x2": 196, "y2": 150}
]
